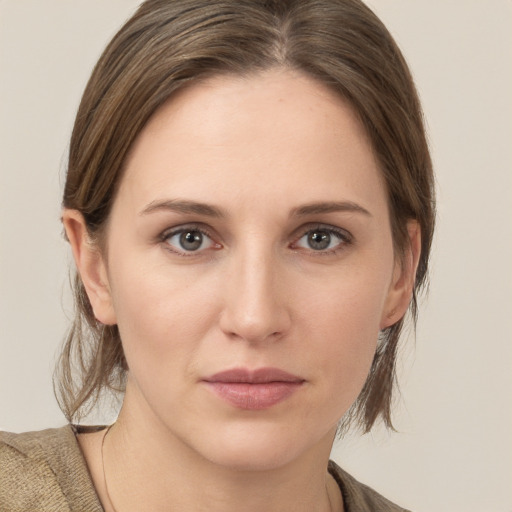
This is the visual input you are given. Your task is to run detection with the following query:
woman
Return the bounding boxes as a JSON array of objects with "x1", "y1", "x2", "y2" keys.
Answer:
[{"x1": 0, "y1": 0, "x2": 434, "y2": 510}]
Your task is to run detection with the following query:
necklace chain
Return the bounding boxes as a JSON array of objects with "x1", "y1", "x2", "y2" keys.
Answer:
[
  {"x1": 101, "y1": 424, "x2": 119, "y2": 512},
  {"x1": 101, "y1": 424, "x2": 336, "y2": 512}
]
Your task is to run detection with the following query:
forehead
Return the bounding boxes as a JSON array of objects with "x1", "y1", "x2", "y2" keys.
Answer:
[{"x1": 119, "y1": 69, "x2": 386, "y2": 216}]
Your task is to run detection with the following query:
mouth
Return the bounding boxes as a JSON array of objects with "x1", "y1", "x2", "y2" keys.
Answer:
[{"x1": 202, "y1": 367, "x2": 305, "y2": 410}]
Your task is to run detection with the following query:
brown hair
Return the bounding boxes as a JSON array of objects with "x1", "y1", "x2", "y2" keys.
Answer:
[{"x1": 56, "y1": 0, "x2": 435, "y2": 431}]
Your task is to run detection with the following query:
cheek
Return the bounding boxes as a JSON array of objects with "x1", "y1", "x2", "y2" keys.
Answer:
[
  {"x1": 301, "y1": 268, "x2": 390, "y2": 390},
  {"x1": 107, "y1": 257, "x2": 221, "y2": 373},
  {"x1": 304, "y1": 265, "x2": 389, "y2": 339}
]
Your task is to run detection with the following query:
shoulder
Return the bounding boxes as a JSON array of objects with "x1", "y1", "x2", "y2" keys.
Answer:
[
  {"x1": 329, "y1": 460, "x2": 412, "y2": 512},
  {"x1": 0, "y1": 425, "x2": 103, "y2": 511}
]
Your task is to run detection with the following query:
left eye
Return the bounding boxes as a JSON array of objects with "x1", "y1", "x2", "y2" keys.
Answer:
[
  {"x1": 164, "y1": 229, "x2": 215, "y2": 253},
  {"x1": 294, "y1": 228, "x2": 348, "y2": 251}
]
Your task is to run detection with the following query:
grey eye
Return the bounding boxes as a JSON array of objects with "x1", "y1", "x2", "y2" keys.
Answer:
[
  {"x1": 180, "y1": 231, "x2": 204, "y2": 251},
  {"x1": 307, "y1": 231, "x2": 332, "y2": 250},
  {"x1": 166, "y1": 229, "x2": 214, "y2": 252},
  {"x1": 295, "y1": 228, "x2": 347, "y2": 252}
]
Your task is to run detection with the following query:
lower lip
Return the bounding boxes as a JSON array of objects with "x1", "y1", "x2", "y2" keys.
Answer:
[{"x1": 204, "y1": 381, "x2": 303, "y2": 410}]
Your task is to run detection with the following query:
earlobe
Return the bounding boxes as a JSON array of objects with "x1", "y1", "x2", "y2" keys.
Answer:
[
  {"x1": 62, "y1": 209, "x2": 117, "y2": 325},
  {"x1": 380, "y1": 220, "x2": 421, "y2": 330}
]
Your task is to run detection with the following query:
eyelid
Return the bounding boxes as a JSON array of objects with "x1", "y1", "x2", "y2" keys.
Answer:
[
  {"x1": 156, "y1": 222, "x2": 352, "y2": 256},
  {"x1": 158, "y1": 223, "x2": 222, "y2": 256},
  {"x1": 290, "y1": 223, "x2": 353, "y2": 252}
]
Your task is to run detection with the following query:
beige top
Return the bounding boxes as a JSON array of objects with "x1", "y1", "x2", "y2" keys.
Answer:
[{"x1": 0, "y1": 426, "x2": 410, "y2": 512}]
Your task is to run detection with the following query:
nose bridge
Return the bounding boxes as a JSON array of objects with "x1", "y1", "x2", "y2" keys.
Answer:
[{"x1": 220, "y1": 239, "x2": 290, "y2": 343}]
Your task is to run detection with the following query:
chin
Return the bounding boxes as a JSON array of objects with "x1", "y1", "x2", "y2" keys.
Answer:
[
  {"x1": 188, "y1": 419, "x2": 332, "y2": 472},
  {"x1": 205, "y1": 440, "x2": 301, "y2": 472}
]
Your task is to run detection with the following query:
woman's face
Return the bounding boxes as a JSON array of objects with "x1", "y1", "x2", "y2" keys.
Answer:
[{"x1": 82, "y1": 69, "x2": 413, "y2": 470}]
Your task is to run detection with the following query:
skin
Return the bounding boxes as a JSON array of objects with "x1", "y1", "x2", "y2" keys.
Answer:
[{"x1": 64, "y1": 69, "x2": 420, "y2": 512}]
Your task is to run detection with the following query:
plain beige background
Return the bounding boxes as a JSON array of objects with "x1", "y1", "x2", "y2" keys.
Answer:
[{"x1": 1, "y1": 1, "x2": 511, "y2": 511}]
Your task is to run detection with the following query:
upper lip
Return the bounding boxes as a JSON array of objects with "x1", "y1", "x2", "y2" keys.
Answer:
[{"x1": 203, "y1": 367, "x2": 304, "y2": 384}]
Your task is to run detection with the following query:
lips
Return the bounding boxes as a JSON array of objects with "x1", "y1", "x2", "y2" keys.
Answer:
[{"x1": 203, "y1": 368, "x2": 304, "y2": 410}]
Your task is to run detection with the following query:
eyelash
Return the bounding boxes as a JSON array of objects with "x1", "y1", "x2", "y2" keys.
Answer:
[
  {"x1": 159, "y1": 224, "x2": 220, "y2": 257},
  {"x1": 158, "y1": 223, "x2": 352, "y2": 257},
  {"x1": 290, "y1": 224, "x2": 353, "y2": 255}
]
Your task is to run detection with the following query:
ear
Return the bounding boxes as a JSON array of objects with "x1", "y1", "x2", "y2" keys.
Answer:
[
  {"x1": 62, "y1": 209, "x2": 117, "y2": 325},
  {"x1": 380, "y1": 220, "x2": 421, "y2": 329}
]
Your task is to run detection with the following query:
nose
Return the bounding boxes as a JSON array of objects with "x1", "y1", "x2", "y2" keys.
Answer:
[{"x1": 219, "y1": 248, "x2": 292, "y2": 344}]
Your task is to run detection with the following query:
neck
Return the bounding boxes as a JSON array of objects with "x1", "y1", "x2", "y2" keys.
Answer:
[{"x1": 101, "y1": 387, "x2": 342, "y2": 512}]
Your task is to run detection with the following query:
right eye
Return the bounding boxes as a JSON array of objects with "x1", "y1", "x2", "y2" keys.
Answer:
[{"x1": 162, "y1": 227, "x2": 220, "y2": 255}]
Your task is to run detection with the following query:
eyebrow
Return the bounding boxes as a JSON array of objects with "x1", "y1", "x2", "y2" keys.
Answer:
[
  {"x1": 139, "y1": 199, "x2": 371, "y2": 219},
  {"x1": 291, "y1": 201, "x2": 372, "y2": 217},
  {"x1": 139, "y1": 199, "x2": 225, "y2": 218}
]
